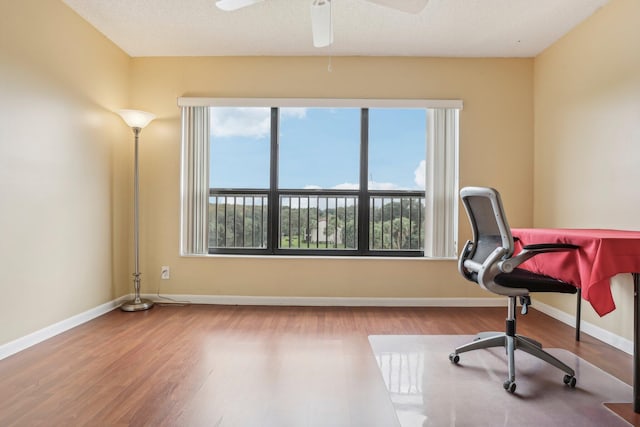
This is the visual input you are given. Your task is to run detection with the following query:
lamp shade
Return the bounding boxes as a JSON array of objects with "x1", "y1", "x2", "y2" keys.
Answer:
[
  {"x1": 118, "y1": 109, "x2": 156, "y2": 129},
  {"x1": 311, "y1": 0, "x2": 333, "y2": 48}
]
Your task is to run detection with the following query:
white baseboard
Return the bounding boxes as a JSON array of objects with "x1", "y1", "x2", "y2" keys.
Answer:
[
  {"x1": 0, "y1": 295, "x2": 130, "y2": 361},
  {"x1": 2, "y1": 294, "x2": 632, "y2": 360},
  {"x1": 534, "y1": 301, "x2": 633, "y2": 355},
  {"x1": 145, "y1": 294, "x2": 508, "y2": 307}
]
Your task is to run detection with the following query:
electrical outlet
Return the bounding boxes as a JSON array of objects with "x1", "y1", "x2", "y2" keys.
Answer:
[{"x1": 161, "y1": 266, "x2": 170, "y2": 280}]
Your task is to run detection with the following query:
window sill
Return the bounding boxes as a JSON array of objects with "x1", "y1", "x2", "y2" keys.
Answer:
[{"x1": 180, "y1": 253, "x2": 456, "y2": 261}]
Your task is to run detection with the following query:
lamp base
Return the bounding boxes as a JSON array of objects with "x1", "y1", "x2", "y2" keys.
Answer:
[{"x1": 120, "y1": 298, "x2": 154, "y2": 312}]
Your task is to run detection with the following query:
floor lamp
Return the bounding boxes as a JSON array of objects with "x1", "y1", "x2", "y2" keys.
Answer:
[{"x1": 118, "y1": 109, "x2": 156, "y2": 312}]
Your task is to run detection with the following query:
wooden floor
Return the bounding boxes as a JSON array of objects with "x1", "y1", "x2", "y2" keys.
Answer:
[{"x1": 0, "y1": 304, "x2": 637, "y2": 426}]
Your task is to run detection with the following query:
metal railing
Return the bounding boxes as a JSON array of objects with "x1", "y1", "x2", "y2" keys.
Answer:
[
  {"x1": 209, "y1": 191, "x2": 268, "y2": 249},
  {"x1": 369, "y1": 194, "x2": 424, "y2": 251},
  {"x1": 209, "y1": 189, "x2": 425, "y2": 253},
  {"x1": 279, "y1": 191, "x2": 359, "y2": 250}
]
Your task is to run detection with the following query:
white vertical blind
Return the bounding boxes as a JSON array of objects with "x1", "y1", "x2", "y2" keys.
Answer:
[
  {"x1": 424, "y1": 109, "x2": 459, "y2": 258},
  {"x1": 180, "y1": 106, "x2": 210, "y2": 255}
]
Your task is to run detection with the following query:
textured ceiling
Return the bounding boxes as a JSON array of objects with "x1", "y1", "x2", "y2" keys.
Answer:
[{"x1": 62, "y1": 0, "x2": 610, "y2": 57}]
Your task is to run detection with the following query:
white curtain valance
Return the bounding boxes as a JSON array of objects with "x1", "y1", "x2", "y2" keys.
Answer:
[{"x1": 178, "y1": 97, "x2": 463, "y2": 110}]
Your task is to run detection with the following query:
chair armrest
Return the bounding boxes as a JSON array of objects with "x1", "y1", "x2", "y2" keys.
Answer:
[
  {"x1": 463, "y1": 246, "x2": 507, "y2": 278},
  {"x1": 458, "y1": 240, "x2": 508, "y2": 284},
  {"x1": 498, "y1": 243, "x2": 579, "y2": 273},
  {"x1": 522, "y1": 243, "x2": 578, "y2": 251},
  {"x1": 458, "y1": 240, "x2": 476, "y2": 281}
]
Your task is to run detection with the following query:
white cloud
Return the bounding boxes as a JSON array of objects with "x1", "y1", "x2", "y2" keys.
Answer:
[
  {"x1": 304, "y1": 181, "x2": 410, "y2": 191},
  {"x1": 414, "y1": 160, "x2": 426, "y2": 190},
  {"x1": 210, "y1": 107, "x2": 270, "y2": 138},
  {"x1": 333, "y1": 182, "x2": 359, "y2": 190},
  {"x1": 209, "y1": 107, "x2": 308, "y2": 139},
  {"x1": 281, "y1": 108, "x2": 307, "y2": 119}
]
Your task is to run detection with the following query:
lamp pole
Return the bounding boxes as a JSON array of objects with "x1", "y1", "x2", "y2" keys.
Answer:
[{"x1": 118, "y1": 110, "x2": 155, "y2": 312}]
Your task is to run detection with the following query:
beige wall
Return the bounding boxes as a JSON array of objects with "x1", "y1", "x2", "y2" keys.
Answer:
[
  {"x1": 11, "y1": 0, "x2": 631, "y2": 349},
  {"x1": 533, "y1": 0, "x2": 640, "y2": 340},
  {"x1": 129, "y1": 56, "x2": 534, "y2": 300},
  {"x1": 0, "y1": 0, "x2": 131, "y2": 345}
]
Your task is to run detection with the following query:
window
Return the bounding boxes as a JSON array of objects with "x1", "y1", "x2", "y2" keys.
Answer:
[{"x1": 180, "y1": 98, "x2": 461, "y2": 258}]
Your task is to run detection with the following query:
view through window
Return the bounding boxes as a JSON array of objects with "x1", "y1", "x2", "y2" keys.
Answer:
[{"x1": 208, "y1": 106, "x2": 428, "y2": 256}]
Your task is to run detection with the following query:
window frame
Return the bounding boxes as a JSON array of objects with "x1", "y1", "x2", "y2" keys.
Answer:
[{"x1": 180, "y1": 97, "x2": 462, "y2": 259}]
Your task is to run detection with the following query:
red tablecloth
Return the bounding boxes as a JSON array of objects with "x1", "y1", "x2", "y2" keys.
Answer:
[{"x1": 511, "y1": 228, "x2": 640, "y2": 316}]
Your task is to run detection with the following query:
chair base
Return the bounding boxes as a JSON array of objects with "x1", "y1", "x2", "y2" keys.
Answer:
[{"x1": 450, "y1": 331, "x2": 576, "y2": 392}]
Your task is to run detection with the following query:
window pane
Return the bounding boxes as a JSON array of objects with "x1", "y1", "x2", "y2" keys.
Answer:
[
  {"x1": 187, "y1": 103, "x2": 455, "y2": 257},
  {"x1": 209, "y1": 107, "x2": 270, "y2": 189},
  {"x1": 368, "y1": 109, "x2": 426, "y2": 190},
  {"x1": 368, "y1": 109, "x2": 426, "y2": 251},
  {"x1": 278, "y1": 108, "x2": 360, "y2": 189}
]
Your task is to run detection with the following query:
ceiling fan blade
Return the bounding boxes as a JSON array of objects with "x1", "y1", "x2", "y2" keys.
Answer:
[
  {"x1": 311, "y1": 0, "x2": 333, "y2": 48},
  {"x1": 215, "y1": 0, "x2": 264, "y2": 12},
  {"x1": 365, "y1": 0, "x2": 429, "y2": 14}
]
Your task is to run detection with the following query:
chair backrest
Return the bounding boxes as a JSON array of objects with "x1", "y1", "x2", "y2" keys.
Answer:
[
  {"x1": 460, "y1": 186, "x2": 514, "y2": 261},
  {"x1": 458, "y1": 187, "x2": 517, "y2": 293}
]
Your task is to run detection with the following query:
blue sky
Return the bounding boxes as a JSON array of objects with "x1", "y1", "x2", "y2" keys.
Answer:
[{"x1": 209, "y1": 107, "x2": 426, "y2": 190}]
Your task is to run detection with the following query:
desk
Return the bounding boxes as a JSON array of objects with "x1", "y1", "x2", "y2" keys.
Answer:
[{"x1": 511, "y1": 228, "x2": 640, "y2": 412}]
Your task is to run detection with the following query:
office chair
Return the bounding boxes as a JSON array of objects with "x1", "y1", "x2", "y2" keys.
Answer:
[{"x1": 450, "y1": 186, "x2": 578, "y2": 393}]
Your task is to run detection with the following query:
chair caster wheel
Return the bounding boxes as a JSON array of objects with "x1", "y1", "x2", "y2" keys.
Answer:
[
  {"x1": 503, "y1": 380, "x2": 516, "y2": 393},
  {"x1": 563, "y1": 374, "x2": 577, "y2": 388},
  {"x1": 449, "y1": 353, "x2": 460, "y2": 364}
]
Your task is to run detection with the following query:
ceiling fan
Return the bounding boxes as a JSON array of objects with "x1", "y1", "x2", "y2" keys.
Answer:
[{"x1": 215, "y1": 0, "x2": 429, "y2": 48}]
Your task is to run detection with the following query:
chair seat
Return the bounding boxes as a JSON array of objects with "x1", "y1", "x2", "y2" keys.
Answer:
[{"x1": 495, "y1": 268, "x2": 577, "y2": 294}]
